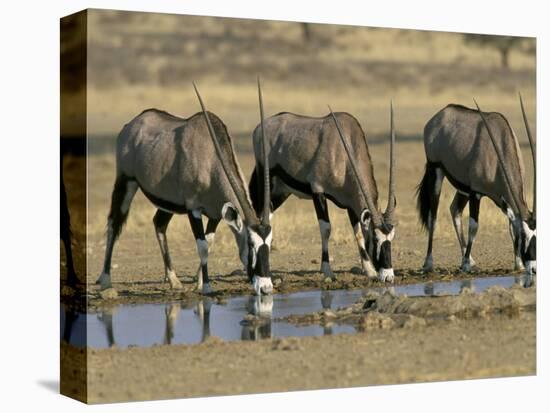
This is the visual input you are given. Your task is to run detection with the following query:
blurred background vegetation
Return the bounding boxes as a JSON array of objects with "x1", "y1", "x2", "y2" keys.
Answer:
[{"x1": 60, "y1": 9, "x2": 536, "y2": 139}]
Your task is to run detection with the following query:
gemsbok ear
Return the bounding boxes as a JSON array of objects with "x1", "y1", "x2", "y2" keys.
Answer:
[
  {"x1": 360, "y1": 209, "x2": 372, "y2": 226},
  {"x1": 222, "y1": 202, "x2": 244, "y2": 233}
]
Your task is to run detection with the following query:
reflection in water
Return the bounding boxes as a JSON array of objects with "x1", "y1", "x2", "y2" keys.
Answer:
[
  {"x1": 61, "y1": 275, "x2": 528, "y2": 349},
  {"x1": 241, "y1": 296, "x2": 273, "y2": 341},
  {"x1": 98, "y1": 308, "x2": 116, "y2": 347},
  {"x1": 321, "y1": 291, "x2": 334, "y2": 336}
]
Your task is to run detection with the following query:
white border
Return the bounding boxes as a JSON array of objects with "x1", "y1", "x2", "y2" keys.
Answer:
[{"x1": 0, "y1": 1, "x2": 547, "y2": 412}]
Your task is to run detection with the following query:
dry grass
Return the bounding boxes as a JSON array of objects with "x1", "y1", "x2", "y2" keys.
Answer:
[{"x1": 61, "y1": 9, "x2": 536, "y2": 279}]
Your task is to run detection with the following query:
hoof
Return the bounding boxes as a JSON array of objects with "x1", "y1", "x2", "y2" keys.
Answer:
[
  {"x1": 201, "y1": 283, "x2": 213, "y2": 295},
  {"x1": 166, "y1": 270, "x2": 183, "y2": 290},
  {"x1": 422, "y1": 257, "x2": 434, "y2": 273},
  {"x1": 96, "y1": 272, "x2": 112, "y2": 290},
  {"x1": 460, "y1": 259, "x2": 472, "y2": 273},
  {"x1": 321, "y1": 262, "x2": 335, "y2": 280},
  {"x1": 378, "y1": 269, "x2": 395, "y2": 283}
]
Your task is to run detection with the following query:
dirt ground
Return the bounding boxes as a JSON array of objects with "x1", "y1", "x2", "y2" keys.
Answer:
[{"x1": 62, "y1": 305, "x2": 535, "y2": 403}]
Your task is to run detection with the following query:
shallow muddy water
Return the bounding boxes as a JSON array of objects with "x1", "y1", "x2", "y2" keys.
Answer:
[{"x1": 62, "y1": 275, "x2": 528, "y2": 348}]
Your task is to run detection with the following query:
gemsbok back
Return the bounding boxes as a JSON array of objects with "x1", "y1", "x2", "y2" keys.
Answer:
[
  {"x1": 96, "y1": 82, "x2": 274, "y2": 295},
  {"x1": 416, "y1": 96, "x2": 536, "y2": 276},
  {"x1": 249, "y1": 103, "x2": 397, "y2": 282}
]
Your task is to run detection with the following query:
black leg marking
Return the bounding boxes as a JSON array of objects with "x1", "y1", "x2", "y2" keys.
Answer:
[
  {"x1": 449, "y1": 192, "x2": 469, "y2": 256},
  {"x1": 312, "y1": 193, "x2": 333, "y2": 277},
  {"x1": 153, "y1": 209, "x2": 175, "y2": 279},
  {"x1": 188, "y1": 212, "x2": 209, "y2": 287},
  {"x1": 463, "y1": 193, "x2": 481, "y2": 270}
]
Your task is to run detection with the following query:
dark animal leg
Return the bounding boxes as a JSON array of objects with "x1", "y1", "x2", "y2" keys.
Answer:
[
  {"x1": 312, "y1": 193, "x2": 334, "y2": 279},
  {"x1": 196, "y1": 218, "x2": 221, "y2": 280},
  {"x1": 97, "y1": 176, "x2": 138, "y2": 289},
  {"x1": 153, "y1": 209, "x2": 182, "y2": 289},
  {"x1": 188, "y1": 210, "x2": 211, "y2": 294},
  {"x1": 449, "y1": 192, "x2": 470, "y2": 265},
  {"x1": 461, "y1": 193, "x2": 481, "y2": 272},
  {"x1": 61, "y1": 174, "x2": 78, "y2": 286}
]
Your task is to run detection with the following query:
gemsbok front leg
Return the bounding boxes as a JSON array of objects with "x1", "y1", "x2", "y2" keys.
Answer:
[
  {"x1": 347, "y1": 209, "x2": 377, "y2": 278},
  {"x1": 195, "y1": 218, "x2": 220, "y2": 283},
  {"x1": 461, "y1": 193, "x2": 480, "y2": 272},
  {"x1": 153, "y1": 210, "x2": 183, "y2": 289},
  {"x1": 188, "y1": 210, "x2": 212, "y2": 294},
  {"x1": 312, "y1": 193, "x2": 334, "y2": 280},
  {"x1": 97, "y1": 176, "x2": 138, "y2": 289},
  {"x1": 507, "y1": 216, "x2": 525, "y2": 271}
]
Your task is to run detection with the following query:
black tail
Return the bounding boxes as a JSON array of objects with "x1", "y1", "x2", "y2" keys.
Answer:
[
  {"x1": 248, "y1": 166, "x2": 264, "y2": 216},
  {"x1": 416, "y1": 162, "x2": 438, "y2": 232}
]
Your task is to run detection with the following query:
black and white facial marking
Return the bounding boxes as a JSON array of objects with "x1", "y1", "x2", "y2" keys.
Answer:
[
  {"x1": 503, "y1": 202, "x2": 536, "y2": 276},
  {"x1": 247, "y1": 224, "x2": 273, "y2": 295},
  {"x1": 222, "y1": 202, "x2": 273, "y2": 295},
  {"x1": 360, "y1": 209, "x2": 395, "y2": 282},
  {"x1": 521, "y1": 218, "x2": 536, "y2": 275}
]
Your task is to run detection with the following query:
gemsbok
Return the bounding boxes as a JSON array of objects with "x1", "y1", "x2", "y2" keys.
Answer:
[
  {"x1": 96, "y1": 82, "x2": 274, "y2": 295},
  {"x1": 249, "y1": 103, "x2": 397, "y2": 282},
  {"x1": 416, "y1": 96, "x2": 536, "y2": 276}
]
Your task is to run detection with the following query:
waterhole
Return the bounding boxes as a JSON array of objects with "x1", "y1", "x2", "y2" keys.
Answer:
[{"x1": 62, "y1": 275, "x2": 526, "y2": 348}]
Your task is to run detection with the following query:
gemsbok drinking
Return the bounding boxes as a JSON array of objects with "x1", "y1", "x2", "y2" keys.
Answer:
[
  {"x1": 249, "y1": 103, "x2": 397, "y2": 282},
  {"x1": 416, "y1": 96, "x2": 536, "y2": 276},
  {"x1": 96, "y1": 82, "x2": 274, "y2": 295}
]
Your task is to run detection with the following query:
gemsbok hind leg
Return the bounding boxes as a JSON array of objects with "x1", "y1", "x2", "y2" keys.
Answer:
[
  {"x1": 421, "y1": 166, "x2": 444, "y2": 272},
  {"x1": 347, "y1": 209, "x2": 377, "y2": 278},
  {"x1": 97, "y1": 176, "x2": 138, "y2": 289},
  {"x1": 153, "y1": 210, "x2": 183, "y2": 289},
  {"x1": 195, "y1": 218, "x2": 220, "y2": 284},
  {"x1": 312, "y1": 193, "x2": 335, "y2": 280},
  {"x1": 461, "y1": 193, "x2": 481, "y2": 272},
  {"x1": 188, "y1": 210, "x2": 212, "y2": 294},
  {"x1": 449, "y1": 192, "x2": 473, "y2": 267}
]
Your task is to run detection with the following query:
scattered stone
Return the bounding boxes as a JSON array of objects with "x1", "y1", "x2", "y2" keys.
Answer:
[
  {"x1": 99, "y1": 288, "x2": 119, "y2": 300},
  {"x1": 230, "y1": 269, "x2": 245, "y2": 276},
  {"x1": 401, "y1": 315, "x2": 427, "y2": 329},
  {"x1": 271, "y1": 337, "x2": 303, "y2": 351},
  {"x1": 321, "y1": 309, "x2": 337, "y2": 319},
  {"x1": 361, "y1": 312, "x2": 396, "y2": 329},
  {"x1": 350, "y1": 266, "x2": 363, "y2": 275}
]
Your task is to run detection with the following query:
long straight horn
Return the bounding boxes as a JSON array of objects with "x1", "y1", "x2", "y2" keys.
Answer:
[
  {"x1": 519, "y1": 92, "x2": 536, "y2": 216},
  {"x1": 258, "y1": 76, "x2": 270, "y2": 226},
  {"x1": 328, "y1": 106, "x2": 383, "y2": 228},
  {"x1": 193, "y1": 82, "x2": 258, "y2": 224},
  {"x1": 384, "y1": 100, "x2": 396, "y2": 224},
  {"x1": 473, "y1": 99, "x2": 525, "y2": 220}
]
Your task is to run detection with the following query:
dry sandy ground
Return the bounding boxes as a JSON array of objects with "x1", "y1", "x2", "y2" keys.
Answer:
[
  {"x1": 62, "y1": 312, "x2": 535, "y2": 403},
  {"x1": 60, "y1": 285, "x2": 536, "y2": 403}
]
